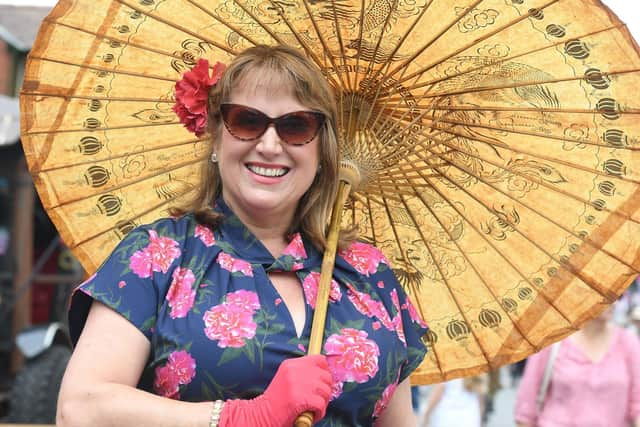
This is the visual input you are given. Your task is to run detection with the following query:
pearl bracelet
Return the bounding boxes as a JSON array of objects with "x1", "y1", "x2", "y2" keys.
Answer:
[{"x1": 209, "y1": 399, "x2": 224, "y2": 427}]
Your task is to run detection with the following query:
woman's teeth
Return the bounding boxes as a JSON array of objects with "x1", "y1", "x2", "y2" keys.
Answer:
[{"x1": 247, "y1": 165, "x2": 289, "y2": 177}]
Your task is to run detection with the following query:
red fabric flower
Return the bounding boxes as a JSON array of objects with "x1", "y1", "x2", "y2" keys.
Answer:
[{"x1": 173, "y1": 59, "x2": 226, "y2": 137}]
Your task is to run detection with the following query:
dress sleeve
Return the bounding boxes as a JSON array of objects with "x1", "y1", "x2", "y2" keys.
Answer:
[
  {"x1": 372, "y1": 260, "x2": 429, "y2": 383},
  {"x1": 514, "y1": 348, "x2": 550, "y2": 425},
  {"x1": 622, "y1": 329, "x2": 640, "y2": 421},
  {"x1": 68, "y1": 220, "x2": 184, "y2": 345}
]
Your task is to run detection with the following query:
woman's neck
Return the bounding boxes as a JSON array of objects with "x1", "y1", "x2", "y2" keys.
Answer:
[{"x1": 577, "y1": 319, "x2": 610, "y2": 339}]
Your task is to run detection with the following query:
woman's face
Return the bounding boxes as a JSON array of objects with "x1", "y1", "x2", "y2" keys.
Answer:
[{"x1": 215, "y1": 80, "x2": 321, "y2": 224}]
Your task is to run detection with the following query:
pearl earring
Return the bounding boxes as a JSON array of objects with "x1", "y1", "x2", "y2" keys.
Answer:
[{"x1": 210, "y1": 152, "x2": 218, "y2": 163}]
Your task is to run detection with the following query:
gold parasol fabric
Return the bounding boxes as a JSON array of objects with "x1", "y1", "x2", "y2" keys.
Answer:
[{"x1": 20, "y1": 0, "x2": 640, "y2": 384}]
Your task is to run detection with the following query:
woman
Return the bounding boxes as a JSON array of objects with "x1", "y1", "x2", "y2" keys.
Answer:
[
  {"x1": 57, "y1": 45, "x2": 428, "y2": 427},
  {"x1": 514, "y1": 307, "x2": 640, "y2": 427}
]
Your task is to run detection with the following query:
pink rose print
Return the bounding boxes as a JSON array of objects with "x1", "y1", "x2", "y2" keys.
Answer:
[
  {"x1": 390, "y1": 289, "x2": 406, "y2": 345},
  {"x1": 406, "y1": 297, "x2": 428, "y2": 328},
  {"x1": 373, "y1": 374, "x2": 400, "y2": 418},
  {"x1": 217, "y1": 252, "x2": 254, "y2": 277},
  {"x1": 130, "y1": 230, "x2": 181, "y2": 278},
  {"x1": 203, "y1": 290, "x2": 261, "y2": 348},
  {"x1": 167, "y1": 350, "x2": 197, "y2": 385},
  {"x1": 130, "y1": 249, "x2": 153, "y2": 278},
  {"x1": 339, "y1": 242, "x2": 387, "y2": 276},
  {"x1": 225, "y1": 289, "x2": 260, "y2": 312},
  {"x1": 324, "y1": 328, "x2": 380, "y2": 387},
  {"x1": 302, "y1": 271, "x2": 342, "y2": 308},
  {"x1": 346, "y1": 284, "x2": 393, "y2": 331},
  {"x1": 154, "y1": 365, "x2": 180, "y2": 399},
  {"x1": 393, "y1": 315, "x2": 406, "y2": 345},
  {"x1": 330, "y1": 381, "x2": 344, "y2": 401},
  {"x1": 118, "y1": 280, "x2": 126, "y2": 288},
  {"x1": 153, "y1": 350, "x2": 196, "y2": 399},
  {"x1": 166, "y1": 267, "x2": 196, "y2": 319},
  {"x1": 194, "y1": 224, "x2": 216, "y2": 247},
  {"x1": 282, "y1": 233, "x2": 307, "y2": 261}
]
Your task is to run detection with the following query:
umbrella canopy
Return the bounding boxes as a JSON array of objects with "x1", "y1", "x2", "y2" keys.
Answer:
[{"x1": 20, "y1": 0, "x2": 640, "y2": 384}]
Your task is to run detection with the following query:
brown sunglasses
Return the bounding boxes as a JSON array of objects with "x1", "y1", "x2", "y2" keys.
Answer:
[{"x1": 219, "y1": 103, "x2": 326, "y2": 146}]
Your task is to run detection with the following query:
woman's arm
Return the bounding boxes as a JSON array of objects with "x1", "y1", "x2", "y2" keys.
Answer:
[
  {"x1": 374, "y1": 379, "x2": 416, "y2": 427},
  {"x1": 57, "y1": 301, "x2": 212, "y2": 427}
]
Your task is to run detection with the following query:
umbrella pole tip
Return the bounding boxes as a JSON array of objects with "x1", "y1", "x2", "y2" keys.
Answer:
[{"x1": 339, "y1": 160, "x2": 362, "y2": 190}]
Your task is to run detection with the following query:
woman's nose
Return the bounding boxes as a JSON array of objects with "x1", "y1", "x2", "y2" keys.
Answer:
[{"x1": 255, "y1": 125, "x2": 284, "y2": 156}]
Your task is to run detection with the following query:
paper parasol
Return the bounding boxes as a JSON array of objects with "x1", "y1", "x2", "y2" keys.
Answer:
[{"x1": 20, "y1": 0, "x2": 640, "y2": 385}]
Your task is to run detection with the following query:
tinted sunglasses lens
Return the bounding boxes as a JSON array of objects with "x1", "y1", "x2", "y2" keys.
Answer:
[
  {"x1": 277, "y1": 112, "x2": 324, "y2": 145},
  {"x1": 221, "y1": 105, "x2": 268, "y2": 140}
]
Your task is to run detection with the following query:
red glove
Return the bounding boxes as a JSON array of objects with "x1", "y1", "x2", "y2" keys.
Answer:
[{"x1": 219, "y1": 355, "x2": 332, "y2": 427}]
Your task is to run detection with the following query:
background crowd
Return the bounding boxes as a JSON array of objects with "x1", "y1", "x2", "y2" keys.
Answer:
[{"x1": 413, "y1": 277, "x2": 640, "y2": 427}]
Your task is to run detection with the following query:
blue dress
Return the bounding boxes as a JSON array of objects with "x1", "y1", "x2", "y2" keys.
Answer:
[{"x1": 69, "y1": 198, "x2": 428, "y2": 426}]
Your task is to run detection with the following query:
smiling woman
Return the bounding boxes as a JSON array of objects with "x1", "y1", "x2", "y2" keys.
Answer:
[{"x1": 57, "y1": 44, "x2": 428, "y2": 427}]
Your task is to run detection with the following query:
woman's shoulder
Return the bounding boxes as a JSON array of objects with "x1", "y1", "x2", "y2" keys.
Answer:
[{"x1": 614, "y1": 325, "x2": 640, "y2": 350}]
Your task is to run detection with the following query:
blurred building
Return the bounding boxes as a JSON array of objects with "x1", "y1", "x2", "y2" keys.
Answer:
[{"x1": 0, "y1": 4, "x2": 82, "y2": 415}]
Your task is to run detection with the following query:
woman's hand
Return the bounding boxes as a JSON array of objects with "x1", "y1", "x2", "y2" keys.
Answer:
[{"x1": 220, "y1": 354, "x2": 333, "y2": 427}]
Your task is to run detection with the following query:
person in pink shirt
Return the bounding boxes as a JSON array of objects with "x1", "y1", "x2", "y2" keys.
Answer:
[{"x1": 514, "y1": 307, "x2": 640, "y2": 427}]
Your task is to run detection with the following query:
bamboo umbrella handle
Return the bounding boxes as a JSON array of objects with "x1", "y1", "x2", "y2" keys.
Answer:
[{"x1": 295, "y1": 180, "x2": 352, "y2": 427}]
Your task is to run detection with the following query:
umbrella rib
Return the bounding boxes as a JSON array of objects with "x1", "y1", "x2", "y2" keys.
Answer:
[
  {"x1": 22, "y1": 92, "x2": 175, "y2": 103},
  {"x1": 413, "y1": 187, "x2": 548, "y2": 353},
  {"x1": 378, "y1": 194, "x2": 448, "y2": 373},
  {"x1": 363, "y1": 0, "x2": 485, "y2": 98},
  {"x1": 429, "y1": 133, "x2": 640, "y2": 226},
  {"x1": 381, "y1": 23, "x2": 622, "y2": 95},
  {"x1": 432, "y1": 124, "x2": 640, "y2": 187},
  {"x1": 24, "y1": 55, "x2": 178, "y2": 83},
  {"x1": 409, "y1": 153, "x2": 608, "y2": 324},
  {"x1": 328, "y1": 0, "x2": 353, "y2": 93},
  {"x1": 394, "y1": 18, "x2": 621, "y2": 89},
  {"x1": 348, "y1": 0, "x2": 406, "y2": 144},
  {"x1": 31, "y1": 138, "x2": 204, "y2": 173},
  {"x1": 296, "y1": 0, "x2": 349, "y2": 92},
  {"x1": 383, "y1": 0, "x2": 562, "y2": 88},
  {"x1": 412, "y1": 174, "x2": 577, "y2": 345},
  {"x1": 354, "y1": 0, "x2": 435, "y2": 135},
  {"x1": 365, "y1": 191, "x2": 460, "y2": 375},
  {"x1": 420, "y1": 105, "x2": 640, "y2": 115},
  {"x1": 360, "y1": 0, "x2": 434, "y2": 87},
  {"x1": 430, "y1": 157, "x2": 623, "y2": 302},
  {"x1": 22, "y1": 120, "x2": 183, "y2": 136},
  {"x1": 391, "y1": 68, "x2": 640, "y2": 100},
  {"x1": 264, "y1": 0, "x2": 342, "y2": 90},
  {"x1": 436, "y1": 151, "x2": 640, "y2": 275},
  {"x1": 115, "y1": 0, "x2": 240, "y2": 53},
  {"x1": 40, "y1": 153, "x2": 208, "y2": 210},
  {"x1": 184, "y1": 0, "x2": 266, "y2": 47},
  {"x1": 227, "y1": 0, "x2": 287, "y2": 45},
  {"x1": 374, "y1": 102, "x2": 458, "y2": 160},
  {"x1": 431, "y1": 115, "x2": 640, "y2": 152},
  {"x1": 69, "y1": 185, "x2": 199, "y2": 250},
  {"x1": 380, "y1": 185, "x2": 495, "y2": 366}
]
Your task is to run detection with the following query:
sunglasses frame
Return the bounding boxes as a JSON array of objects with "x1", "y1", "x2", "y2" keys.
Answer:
[{"x1": 219, "y1": 103, "x2": 326, "y2": 146}]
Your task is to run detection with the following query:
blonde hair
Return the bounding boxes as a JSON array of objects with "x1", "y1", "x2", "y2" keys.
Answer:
[{"x1": 171, "y1": 45, "x2": 354, "y2": 250}]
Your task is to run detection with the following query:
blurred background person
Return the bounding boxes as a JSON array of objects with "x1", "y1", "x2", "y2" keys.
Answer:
[
  {"x1": 420, "y1": 374, "x2": 487, "y2": 427},
  {"x1": 514, "y1": 306, "x2": 640, "y2": 427},
  {"x1": 628, "y1": 305, "x2": 640, "y2": 336}
]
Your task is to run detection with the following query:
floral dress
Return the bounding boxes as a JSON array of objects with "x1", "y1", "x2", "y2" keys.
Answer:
[{"x1": 69, "y1": 198, "x2": 428, "y2": 426}]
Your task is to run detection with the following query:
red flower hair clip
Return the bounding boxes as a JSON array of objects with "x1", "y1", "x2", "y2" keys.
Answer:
[{"x1": 173, "y1": 58, "x2": 226, "y2": 137}]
